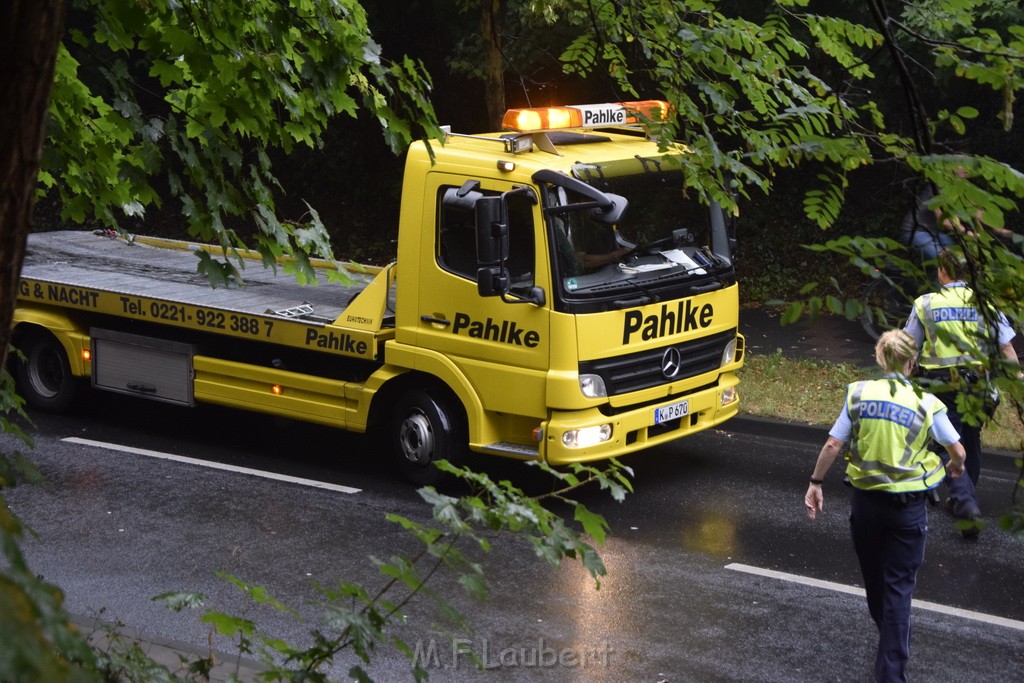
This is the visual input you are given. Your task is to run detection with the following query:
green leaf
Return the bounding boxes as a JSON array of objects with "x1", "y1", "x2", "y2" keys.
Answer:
[
  {"x1": 152, "y1": 591, "x2": 206, "y2": 612},
  {"x1": 458, "y1": 572, "x2": 489, "y2": 601},
  {"x1": 844, "y1": 296, "x2": 861, "y2": 320},
  {"x1": 574, "y1": 505, "x2": 609, "y2": 545},
  {"x1": 199, "y1": 612, "x2": 255, "y2": 637},
  {"x1": 780, "y1": 301, "x2": 804, "y2": 325}
]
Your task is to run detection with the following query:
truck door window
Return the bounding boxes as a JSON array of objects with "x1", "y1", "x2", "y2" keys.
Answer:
[
  {"x1": 438, "y1": 191, "x2": 478, "y2": 279},
  {"x1": 437, "y1": 187, "x2": 535, "y2": 294}
]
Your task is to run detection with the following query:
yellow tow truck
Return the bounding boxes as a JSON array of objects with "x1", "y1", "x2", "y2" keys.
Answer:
[{"x1": 13, "y1": 100, "x2": 744, "y2": 483}]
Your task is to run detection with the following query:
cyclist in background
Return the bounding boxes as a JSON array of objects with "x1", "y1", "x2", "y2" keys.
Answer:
[
  {"x1": 899, "y1": 165, "x2": 1018, "y2": 262},
  {"x1": 899, "y1": 184, "x2": 959, "y2": 262}
]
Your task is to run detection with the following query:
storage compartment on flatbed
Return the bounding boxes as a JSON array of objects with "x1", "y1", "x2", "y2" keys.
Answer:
[{"x1": 91, "y1": 328, "x2": 196, "y2": 406}]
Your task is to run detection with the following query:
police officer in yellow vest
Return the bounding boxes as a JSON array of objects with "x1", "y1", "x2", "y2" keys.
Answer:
[
  {"x1": 903, "y1": 249, "x2": 1020, "y2": 534},
  {"x1": 805, "y1": 330, "x2": 965, "y2": 683}
]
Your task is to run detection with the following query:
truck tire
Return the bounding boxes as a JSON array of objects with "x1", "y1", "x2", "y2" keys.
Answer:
[
  {"x1": 15, "y1": 329, "x2": 78, "y2": 412},
  {"x1": 391, "y1": 389, "x2": 465, "y2": 486}
]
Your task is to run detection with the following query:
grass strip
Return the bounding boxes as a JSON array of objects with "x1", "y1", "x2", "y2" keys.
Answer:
[{"x1": 739, "y1": 353, "x2": 1024, "y2": 453}]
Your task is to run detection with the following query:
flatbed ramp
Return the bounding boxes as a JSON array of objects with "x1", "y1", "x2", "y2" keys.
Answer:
[{"x1": 18, "y1": 231, "x2": 391, "y2": 360}]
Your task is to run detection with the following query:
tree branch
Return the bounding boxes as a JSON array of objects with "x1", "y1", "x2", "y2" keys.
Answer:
[{"x1": 866, "y1": 0, "x2": 934, "y2": 155}]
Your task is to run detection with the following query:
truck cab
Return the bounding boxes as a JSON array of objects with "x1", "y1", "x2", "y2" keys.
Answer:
[{"x1": 388, "y1": 101, "x2": 743, "y2": 481}]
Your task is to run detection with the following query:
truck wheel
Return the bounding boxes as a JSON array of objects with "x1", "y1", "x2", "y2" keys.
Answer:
[
  {"x1": 391, "y1": 389, "x2": 465, "y2": 486},
  {"x1": 15, "y1": 330, "x2": 77, "y2": 412}
]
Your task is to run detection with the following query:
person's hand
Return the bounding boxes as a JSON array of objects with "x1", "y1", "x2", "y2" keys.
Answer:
[
  {"x1": 805, "y1": 484, "x2": 823, "y2": 520},
  {"x1": 609, "y1": 245, "x2": 632, "y2": 262},
  {"x1": 579, "y1": 245, "x2": 633, "y2": 269},
  {"x1": 945, "y1": 457, "x2": 965, "y2": 478}
]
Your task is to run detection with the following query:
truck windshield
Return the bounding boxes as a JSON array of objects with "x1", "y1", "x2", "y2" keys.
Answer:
[{"x1": 541, "y1": 169, "x2": 733, "y2": 311}]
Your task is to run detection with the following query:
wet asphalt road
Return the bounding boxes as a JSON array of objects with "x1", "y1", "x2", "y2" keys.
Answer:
[{"x1": 3, "y1": 391, "x2": 1024, "y2": 682}]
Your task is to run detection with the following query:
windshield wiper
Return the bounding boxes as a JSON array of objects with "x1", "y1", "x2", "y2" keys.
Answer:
[{"x1": 613, "y1": 276, "x2": 660, "y2": 308}]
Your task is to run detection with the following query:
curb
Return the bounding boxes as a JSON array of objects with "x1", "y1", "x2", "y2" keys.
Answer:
[
  {"x1": 726, "y1": 414, "x2": 1023, "y2": 474},
  {"x1": 71, "y1": 614, "x2": 263, "y2": 682}
]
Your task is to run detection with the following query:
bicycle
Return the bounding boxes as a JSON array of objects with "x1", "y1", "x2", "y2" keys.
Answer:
[{"x1": 859, "y1": 262, "x2": 928, "y2": 342}]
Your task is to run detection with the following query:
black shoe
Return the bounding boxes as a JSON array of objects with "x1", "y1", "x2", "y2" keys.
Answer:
[{"x1": 960, "y1": 507, "x2": 982, "y2": 540}]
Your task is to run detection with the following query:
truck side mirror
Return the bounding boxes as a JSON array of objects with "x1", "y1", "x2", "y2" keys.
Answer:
[
  {"x1": 443, "y1": 183, "x2": 483, "y2": 212},
  {"x1": 475, "y1": 196, "x2": 508, "y2": 266},
  {"x1": 591, "y1": 192, "x2": 628, "y2": 225},
  {"x1": 475, "y1": 196, "x2": 508, "y2": 298},
  {"x1": 476, "y1": 266, "x2": 508, "y2": 297},
  {"x1": 709, "y1": 201, "x2": 734, "y2": 264},
  {"x1": 474, "y1": 192, "x2": 544, "y2": 305}
]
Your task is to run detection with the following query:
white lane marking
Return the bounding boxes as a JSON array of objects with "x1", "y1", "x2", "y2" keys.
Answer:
[
  {"x1": 62, "y1": 437, "x2": 361, "y2": 495},
  {"x1": 726, "y1": 562, "x2": 1024, "y2": 632}
]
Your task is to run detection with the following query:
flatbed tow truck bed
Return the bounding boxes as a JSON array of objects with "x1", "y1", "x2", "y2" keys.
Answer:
[{"x1": 18, "y1": 231, "x2": 394, "y2": 361}]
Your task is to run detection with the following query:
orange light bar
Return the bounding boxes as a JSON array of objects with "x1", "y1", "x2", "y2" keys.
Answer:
[{"x1": 501, "y1": 100, "x2": 670, "y2": 132}]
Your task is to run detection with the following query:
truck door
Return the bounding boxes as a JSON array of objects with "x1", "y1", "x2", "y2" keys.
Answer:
[{"x1": 417, "y1": 175, "x2": 550, "y2": 423}]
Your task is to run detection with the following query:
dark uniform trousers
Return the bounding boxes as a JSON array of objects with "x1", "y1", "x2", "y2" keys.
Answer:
[
  {"x1": 850, "y1": 488, "x2": 928, "y2": 683},
  {"x1": 923, "y1": 370, "x2": 983, "y2": 517},
  {"x1": 933, "y1": 387, "x2": 981, "y2": 514}
]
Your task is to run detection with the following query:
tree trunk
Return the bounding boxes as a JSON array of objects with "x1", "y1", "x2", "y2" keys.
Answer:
[
  {"x1": 480, "y1": 0, "x2": 506, "y2": 129},
  {"x1": 0, "y1": 0, "x2": 66, "y2": 366}
]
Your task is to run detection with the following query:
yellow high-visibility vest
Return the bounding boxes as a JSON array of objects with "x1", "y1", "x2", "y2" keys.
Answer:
[
  {"x1": 914, "y1": 285, "x2": 990, "y2": 369},
  {"x1": 844, "y1": 379, "x2": 946, "y2": 492}
]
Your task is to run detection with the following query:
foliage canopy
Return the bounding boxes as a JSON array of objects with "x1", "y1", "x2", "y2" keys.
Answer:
[{"x1": 45, "y1": 0, "x2": 441, "y2": 284}]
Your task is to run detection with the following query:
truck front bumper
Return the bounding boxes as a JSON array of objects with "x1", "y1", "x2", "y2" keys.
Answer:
[{"x1": 541, "y1": 373, "x2": 740, "y2": 465}]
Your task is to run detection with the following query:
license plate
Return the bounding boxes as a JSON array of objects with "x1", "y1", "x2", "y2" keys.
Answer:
[{"x1": 654, "y1": 400, "x2": 689, "y2": 424}]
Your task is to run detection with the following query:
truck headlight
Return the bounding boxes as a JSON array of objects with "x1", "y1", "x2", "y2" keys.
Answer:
[
  {"x1": 721, "y1": 386, "x2": 737, "y2": 405},
  {"x1": 562, "y1": 424, "x2": 612, "y2": 448},
  {"x1": 720, "y1": 338, "x2": 737, "y2": 366},
  {"x1": 579, "y1": 373, "x2": 607, "y2": 398}
]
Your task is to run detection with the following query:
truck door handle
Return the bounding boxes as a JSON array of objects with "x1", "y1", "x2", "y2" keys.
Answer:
[
  {"x1": 127, "y1": 383, "x2": 157, "y2": 393},
  {"x1": 420, "y1": 315, "x2": 451, "y2": 327}
]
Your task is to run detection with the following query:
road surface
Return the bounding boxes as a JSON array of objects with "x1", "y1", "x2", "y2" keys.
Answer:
[{"x1": 3, "y1": 392, "x2": 1023, "y2": 681}]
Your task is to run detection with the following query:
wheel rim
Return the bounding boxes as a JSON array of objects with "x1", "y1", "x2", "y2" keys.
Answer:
[
  {"x1": 398, "y1": 408, "x2": 435, "y2": 465},
  {"x1": 861, "y1": 280, "x2": 912, "y2": 340},
  {"x1": 28, "y1": 347, "x2": 64, "y2": 399}
]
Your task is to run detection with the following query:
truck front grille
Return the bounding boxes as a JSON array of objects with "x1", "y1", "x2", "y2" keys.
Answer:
[{"x1": 580, "y1": 327, "x2": 736, "y2": 397}]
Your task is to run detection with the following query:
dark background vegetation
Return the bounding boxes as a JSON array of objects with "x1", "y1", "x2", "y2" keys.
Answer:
[{"x1": 35, "y1": 0, "x2": 1024, "y2": 305}]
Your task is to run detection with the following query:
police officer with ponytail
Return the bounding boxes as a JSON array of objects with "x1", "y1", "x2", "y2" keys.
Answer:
[
  {"x1": 903, "y1": 248, "x2": 1020, "y2": 534},
  {"x1": 805, "y1": 330, "x2": 965, "y2": 683}
]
